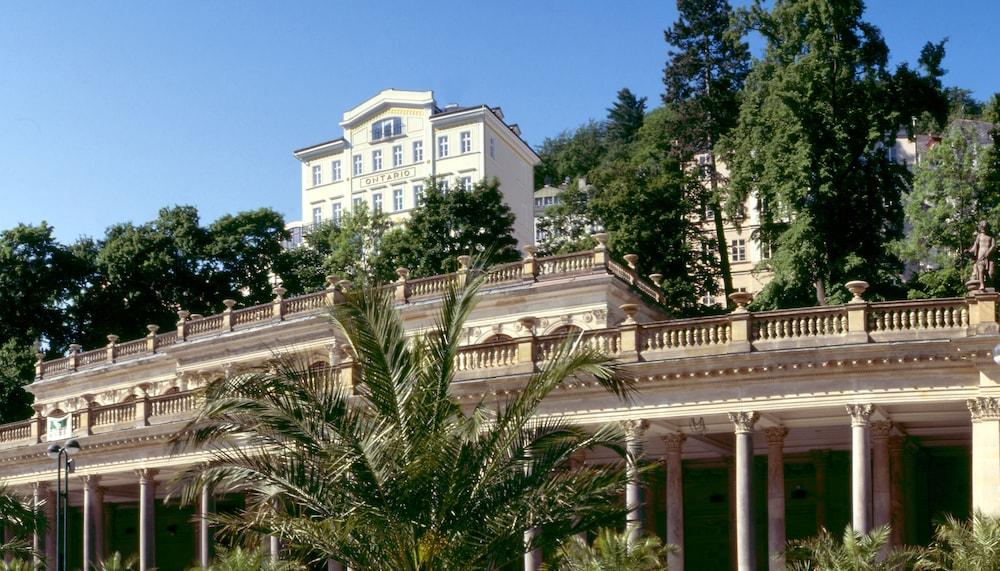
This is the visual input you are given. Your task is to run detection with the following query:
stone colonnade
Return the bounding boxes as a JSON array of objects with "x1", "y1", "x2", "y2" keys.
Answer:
[{"x1": 525, "y1": 397, "x2": 1000, "y2": 571}]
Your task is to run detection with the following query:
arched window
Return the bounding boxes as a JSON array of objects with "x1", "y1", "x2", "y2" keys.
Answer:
[
  {"x1": 549, "y1": 325, "x2": 583, "y2": 336},
  {"x1": 482, "y1": 334, "x2": 514, "y2": 344}
]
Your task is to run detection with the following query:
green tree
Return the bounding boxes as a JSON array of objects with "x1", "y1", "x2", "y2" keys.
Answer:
[
  {"x1": 172, "y1": 273, "x2": 634, "y2": 570},
  {"x1": 547, "y1": 529, "x2": 673, "y2": 571},
  {"x1": 0, "y1": 341, "x2": 35, "y2": 424},
  {"x1": 785, "y1": 525, "x2": 916, "y2": 571},
  {"x1": 535, "y1": 122, "x2": 607, "y2": 189},
  {"x1": 720, "y1": 0, "x2": 948, "y2": 308},
  {"x1": 590, "y1": 107, "x2": 720, "y2": 313},
  {"x1": 194, "y1": 546, "x2": 301, "y2": 571},
  {"x1": 0, "y1": 484, "x2": 39, "y2": 560},
  {"x1": 535, "y1": 183, "x2": 600, "y2": 256},
  {"x1": 896, "y1": 121, "x2": 998, "y2": 298},
  {"x1": 205, "y1": 208, "x2": 292, "y2": 305},
  {"x1": 662, "y1": 0, "x2": 751, "y2": 306},
  {"x1": 301, "y1": 205, "x2": 401, "y2": 284},
  {"x1": 393, "y1": 177, "x2": 519, "y2": 277},
  {"x1": 915, "y1": 512, "x2": 1000, "y2": 571},
  {"x1": 605, "y1": 88, "x2": 647, "y2": 150}
]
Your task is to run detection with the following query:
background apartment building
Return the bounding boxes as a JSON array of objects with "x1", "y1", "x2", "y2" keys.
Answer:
[{"x1": 289, "y1": 89, "x2": 540, "y2": 247}]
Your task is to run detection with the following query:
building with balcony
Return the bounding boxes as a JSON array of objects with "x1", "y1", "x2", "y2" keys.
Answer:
[
  {"x1": 2, "y1": 239, "x2": 1000, "y2": 570},
  {"x1": 289, "y1": 89, "x2": 540, "y2": 248}
]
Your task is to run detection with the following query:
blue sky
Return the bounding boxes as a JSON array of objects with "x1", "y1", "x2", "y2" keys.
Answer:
[{"x1": 1, "y1": 1, "x2": 997, "y2": 242}]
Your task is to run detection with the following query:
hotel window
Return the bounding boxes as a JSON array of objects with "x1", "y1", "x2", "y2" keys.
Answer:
[
  {"x1": 535, "y1": 198, "x2": 543, "y2": 207},
  {"x1": 489, "y1": 137, "x2": 496, "y2": 159},
  {"x1": 372, "y1": 150, "x2": 383, "y2": 171},
  {"x1": 353, "y1": 197, "x2": 364, "y2": 210},
  {"x1": 311, "y1": 207, "x2": 322, "y2": 225},
  {"x1": 371, "y1": 117, "x2": 403, "y2": 141},
  {"x1": 311, "y1": 165, "x2": 322, "y2": 186},
  {"x1": 459, "y1": 176, "x2": 472, "y2": 190},
  {"x1": 439, "y1": 179, "x2": 449, "y2": 193},
  {"x1": 413, "y1": 140, "x2": 423, "y2": 162},
  {"x1": 372, "y1": 192, "x2": 383, "y2": 213},
  {"x1": 393, "y1": 188, "x2": 404, "y2": 211},
  {"x1": 331, "y1": 202, "x2": 342, "y2": 224},
  {"x1": 731, "y1": 239, "x2": 746, "y2": 262},
  {"x1": 460, "y1": 131, "x2": 472, "y2": 153},
  {"x1": 413, "y1": 184, "x2": 424, "y2": 207},
  {"x1": 438, "y1": 135, "x2": 449, "y2": 157},
  {"x1": 353, "y1": 155, "x2": 362, "y2": 176},
  {"x1": 392, "y1": 145, "x2": 403, "y2": 167},
  {"x1": 331, "y1": 160, "x2": 342, "y2": 182}
]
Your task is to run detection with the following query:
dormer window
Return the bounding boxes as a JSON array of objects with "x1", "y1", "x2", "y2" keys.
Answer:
[{"x1": 372, "y1": 117, "x2": 403, "y2": 141}]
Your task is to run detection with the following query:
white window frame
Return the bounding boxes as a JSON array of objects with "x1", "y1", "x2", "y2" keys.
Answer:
[
  {"x1": 311, "y1": 207, "x2": 322, "y2": 225},
  {"x1": 372, "y1": 149, "x2": 383, "y2": 172},
  {"x1": 353, "y1": 155, "x2": 363, "y2": 176},
  {"x1": 393, "y1": 188, "x2": 404, "y2": 211},
  {"x1": 311, "y1": 165, "x2": 322, "y2": 186},
  {"x1": 460, "y1": 176, "x2": 472, "y2": 190},
  {"x1": 413, "y1": 140, "x2": 423, "y2": 162},
  {"x1": 438, "y1": 135, "x2": 449, "y2": 158},
  {"x1": 413, "y1": 184, "x2": 424, "y2": 207},
  {"x1": 439, "y1": 179, "x2": 449, "y2": 193},
  {"x1": 731, "y1": 239, "x2": 747, "y2": 263},
  {"x1": 353, "y1": 197, "x2": 364, "y2": 211},
  {"x1": 392, "y1": 145, "x2": 403, "y2": 167},
  {"x1": 460, "y1": 131, "x2": 472, "y2": 153},
  {"x1": 331, "y1": 160, "x2": 342, "y2": 182},
  {"x1": 331, "y1": 202, "x2": 342, "y2": 224},
  {"x1": 372, "y1": 192, "x2": 383, "y2": 214}
]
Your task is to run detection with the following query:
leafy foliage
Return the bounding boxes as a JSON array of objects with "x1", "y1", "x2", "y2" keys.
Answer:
[
  {"x1": 171, "y1": 271, "x2": 634, "y2": 570},
  {"x1": 301, "y1": 204, "x2": 401, "y2": 283},
  {"x1": 546, "y1": 529, "x2": 673, "y2": 571},
  {"x1": 0, "y1": 485, "x2": 39, "y2": 560},
  {"x1": 534, "y1": 121, "x2": 608, "y2": 188},
  {"x1": 785, "y1": 525, "x2": 916, "y2": 571},
  {"x1": 721, "y1": 0, "x2": 947, "y2": 308},
  {"x1": 0, "y1": 341, "x2": 35, "y2": 425},
  {"x1": 192, "y1": 546, "x2": 302, "y2": 571},
  {"x1": 391, "y1": 177, "x2": 519, "y2": 276},
  {"x1": 96, "y1": 552, "x2": 138, "y2": 571},
  {"x1": 605, "y1": 89, "x2": 648, "y2": 150},
  {"x1": 896, "y1": 121, "x2": 998, "y2": 297},
  {"x1": 914, "y1": 512, "x2": 1000, "y2": 571}
]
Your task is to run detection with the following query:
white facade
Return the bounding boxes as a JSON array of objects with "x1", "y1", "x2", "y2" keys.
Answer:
[{"x1": 291, "y1": 89, "x2": 540, "y2": 246}]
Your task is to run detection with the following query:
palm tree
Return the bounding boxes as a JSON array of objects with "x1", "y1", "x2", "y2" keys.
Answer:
[
  {"x1": 915, "y1": 511, "x2": 1000, "y2": 570},
  {"x1": 171, "y1": 272, "x2": 635, "y2": 570},
  {"x1": 191, "y1": 546, "x2": 301, "y2": 571},
  {"x1": 95, "y1": 552, "x2": 137, "y2": 571},
  {"x1": 0, "y1": 484, "x2": 39, "y2": 560},
  {"x1": 784, "y1": 525, "x2": 916, "y2": 571},
  {"x1": 0, "y1": 560, "x2": 33, "y2": 571},
  {"x1": 546, "y1": 528, "x2": 674, "y2": 570}
]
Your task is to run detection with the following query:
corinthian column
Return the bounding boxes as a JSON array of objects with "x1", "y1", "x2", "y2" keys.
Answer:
[
  {"x1": 729, "y1": 411, "x2": 758, "y2": 571},
  {"x1": 662, "y1": 433, "x2": 686, "y2": 571},
  {"x1": 137, "y1": 469, "x2": 158, "y2": 571},
  {"x1": 763, "y1": 426, "x2": 787, "y2": 571},
  {"x1": 82, "y1": 475, "x2": 101, "y2": 570},
  {"x1": 621, "y1": 419, "x2": 648, "y2": 549},
  {"x1": 968, "y1": 397, "x2": 1000, "y2": 515},
  {"x1": 847, "y1": 404, "x2": 873, "y2": 533},
  {"x1": 871, "y1": 421, "x2": 892, "y2": 532}
]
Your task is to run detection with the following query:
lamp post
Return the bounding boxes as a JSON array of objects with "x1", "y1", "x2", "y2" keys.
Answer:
[{"x1": 46, "y1": 438, "x2": 80, "y2": 571}]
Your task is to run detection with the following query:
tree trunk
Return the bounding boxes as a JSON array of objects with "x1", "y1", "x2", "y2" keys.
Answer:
[
  {"x1": 814, "y1": 278, "x2": 827, "y2": 305},
  {"x1": 709, "y1": 154, "x2": 735, "y2": 309}
]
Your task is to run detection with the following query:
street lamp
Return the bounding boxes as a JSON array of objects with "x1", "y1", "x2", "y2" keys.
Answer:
[{"x1": 46, "y1": 438, "x2": 80, "y2": 571}]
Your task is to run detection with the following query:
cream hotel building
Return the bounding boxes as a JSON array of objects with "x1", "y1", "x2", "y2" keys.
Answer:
[
  {"x1": 289, "y1": 89, "x2": 539, "y2": 246},
  {"x1": 1, "y1": 92, "x2": 1000, "y2": 571}
]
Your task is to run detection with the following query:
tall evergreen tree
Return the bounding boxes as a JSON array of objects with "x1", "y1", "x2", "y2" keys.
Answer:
[
  {"x1": 720, "y1": 0, "x2": 947, "y2": 307},
  {"x1": 662, "y1": 0, "x2": 751, "y2": 307},
  {"x1": 605, "y1": 88, "x2": 647, "y2": 150}
]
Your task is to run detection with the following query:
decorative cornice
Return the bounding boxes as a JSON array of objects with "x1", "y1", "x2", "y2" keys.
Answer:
[
  {"x1": 661, "y1": 432, "x2": 687, "y2": 452},
  {"x1": 871, "y1": 421, "x2": 893, "y2": 438},
  {"x1": 763, "y1": 426, "x2": 788, "y2": 445},
  {"x1": 728, "y1": 411, "x2": 759, "y2": 434},
  {"x1": 967, "y1": 397, "x2": 1000, "y2": 422},
  {"x1": 846, "y1": 404, "x2": 873, "y2": 427}
]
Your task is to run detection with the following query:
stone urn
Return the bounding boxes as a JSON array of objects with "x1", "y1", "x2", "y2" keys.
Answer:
[
  {"x1": 845, "y1": 280, "x2": 869, "y2": 302},
  {"x1": 728, "y1": 291, "x2": 753, "y2": 311}
]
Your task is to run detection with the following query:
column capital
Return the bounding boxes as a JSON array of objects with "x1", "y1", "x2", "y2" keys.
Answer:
[
  {"x1": 661, "y1": 432, "x2": 687, "y2": 452},
  {"x1": 80, "y1": 474, "x2": 101, "y2": 488},
  {"x1": 728, "y1": 411, "x2": 759, "y2": 434},
  {"x1": 135, "y1": 468, "x2": 159, "y2": 484},
  {"x1": 763, "y1": 426, "x2": 788, "y2": 445},
  {"x1": 871, "y1": 421, "x2": 893, "y2": 439},
  {"x1": 968, "y1": 397, "x2": 1000, "y2": 422},
  {"x1": 620, "y1": 419, "x2": 649, "y2": 440},
  {"x1": 846, "y1": 403, "x2": 874, "y2": 426}
]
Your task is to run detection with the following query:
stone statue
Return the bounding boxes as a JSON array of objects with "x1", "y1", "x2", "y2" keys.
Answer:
[{"x1": 968, "y1": 220, "x2": 996, "y2": 291}]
